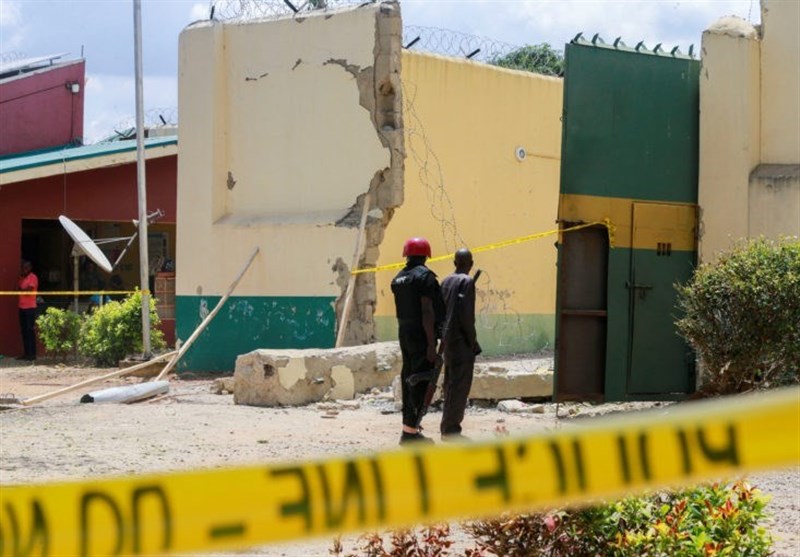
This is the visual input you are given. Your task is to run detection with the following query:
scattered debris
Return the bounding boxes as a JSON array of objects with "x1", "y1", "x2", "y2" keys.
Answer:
[
  {"x1": 211, "y1": 377, "x2": 235, "y2": 395},
  {"x1": 317, "y1": 400, "x2": 361, "y2": 411},
  {"x1": 0, "y1": 393, "x2": 21, "y2": 405},
  {"x1": 80, "y1": 381, "x2": 169, "y2": 404},
  {"x1": 497, "y1": 400, "x2": 546, "y2": 414}
]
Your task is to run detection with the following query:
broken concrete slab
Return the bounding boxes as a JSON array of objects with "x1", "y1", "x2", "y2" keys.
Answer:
[
  {"x1": 497, "y1": 400, "x2": 547, "y2": 414},
  {"x1": 234, "y1": 341, "x2": 401, "y2": 407},
  {"x1": 391, "y1": 357, "x2": 554, "y2": 403},
  {"x1": 471, "y1": 360, "x2": 553, "y2": 400},
  {"x1": 236, "y1": 341, "x2": 553, "y2": 407},
  {"x1": 316, "y1": 400, "x2": 361, "y2": 411}
]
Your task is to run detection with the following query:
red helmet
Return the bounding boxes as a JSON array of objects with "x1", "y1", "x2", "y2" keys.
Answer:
[{"x1": 402, "y1": 237, "x2": 432, "y2": 258}]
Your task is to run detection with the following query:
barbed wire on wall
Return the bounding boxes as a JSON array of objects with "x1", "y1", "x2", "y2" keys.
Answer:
[
  {"x1": 402, "y1": 25, "x2": 515, "y2": 64},
  {"x1": 404, "y1": 26, "x2": 563, "y2": 77},
  {"x1": 209, "y1": 0, "x2": 374, "y2": 21},
  {"x1": 206, "y1": 1, "x2": 558, "y2": 74},
  {"x1": 92, "y1": 108, "x2": 178, "y2": 144},
  {"x1": 401, "y1": 77, "x2": 465, "y2": 255}
]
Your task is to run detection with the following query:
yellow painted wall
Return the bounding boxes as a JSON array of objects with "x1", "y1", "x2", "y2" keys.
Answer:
[
  {"x1": 375, "y1": 52, "x2": 563, "y2": 353},
  {"x1": 699, "y1": 1, "x2": 800, "y2": 263},
  {"x1": 177, "y1": 9, "x2": 389, "y2": 298},
  {"x1": 760, "y1": 0, "x2": 800, "y2": 164}
]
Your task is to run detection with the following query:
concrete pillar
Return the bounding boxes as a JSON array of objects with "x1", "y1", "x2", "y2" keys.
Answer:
[{"x1": 698, "y1": 18, "x2": 761, "y2": 263}]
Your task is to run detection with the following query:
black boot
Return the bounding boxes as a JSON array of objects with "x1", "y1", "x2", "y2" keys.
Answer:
[{"x1": 399, "y1": 431, "x2": 434, "y2": 445}]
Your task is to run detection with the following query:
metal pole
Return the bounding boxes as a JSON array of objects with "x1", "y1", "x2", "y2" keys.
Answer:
[
  {"x1": 73, "y1": 254, "x2": 79, "y2": 313},
  {"x1": 133, "y1": 0, "x2": 151, "y2": 358}
]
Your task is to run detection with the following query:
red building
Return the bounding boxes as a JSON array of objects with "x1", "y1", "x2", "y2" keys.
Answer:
[
  {"x1": 0, "y1": 55, "x2": 178, "y2": 358},
  {"x1": 0, "y1": 54, "x2": 85, "y2": 156}
]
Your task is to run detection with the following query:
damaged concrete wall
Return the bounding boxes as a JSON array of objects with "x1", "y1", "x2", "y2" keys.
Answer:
[
  {"x1": 374, "y1": 52, "x2": 564, "y2": 356},
  {"x1": 176, "y1": 3, "x2": 403, "y2": 371}
]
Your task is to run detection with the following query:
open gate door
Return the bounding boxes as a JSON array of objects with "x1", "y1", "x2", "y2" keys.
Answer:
[{"x1": 555, "y1": 225, "x2": 608, "y2": 401}]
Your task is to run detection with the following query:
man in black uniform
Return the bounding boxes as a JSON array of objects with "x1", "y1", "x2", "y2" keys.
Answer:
[
  {"x1": 391, "y1": 237, "x2": 444, "y2": 445},
  {"x1": 440, "y1": 248, "x2": 481, "y2": 440}
]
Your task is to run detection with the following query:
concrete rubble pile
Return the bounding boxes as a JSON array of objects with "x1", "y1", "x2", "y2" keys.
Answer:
[{"x1": 233, "y1": 341, "x2": 553, "y2": 407}]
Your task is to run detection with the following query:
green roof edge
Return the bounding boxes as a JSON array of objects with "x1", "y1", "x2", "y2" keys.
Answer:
[{"x1": 0, "y1": 136, "x2": 178, "y2": 175}]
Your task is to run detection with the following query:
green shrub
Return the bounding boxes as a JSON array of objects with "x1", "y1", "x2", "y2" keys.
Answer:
[
  {"x1": 332, "y1": 482, "x2": 773, "y2": 557},
  {"x1": 79, "y1": 290, "x2": 165, "y2": 366},
  {"x1": 35, "y1": 307, "x2": 82, "y2": 360},
  {"x1": 676, "y1": 237, "x2": 800, "y2": 393},
  {"x1": 466, "y1": 481, "x2": 772, "y2": 557}
]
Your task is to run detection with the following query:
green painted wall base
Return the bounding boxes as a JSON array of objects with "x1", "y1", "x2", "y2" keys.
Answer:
[
  {"x1": 375, "y1": 314, "x2": 554, "y2": 357},
  {"x1": 176, "y1": 295, "x2": 335, "y2": 372}
]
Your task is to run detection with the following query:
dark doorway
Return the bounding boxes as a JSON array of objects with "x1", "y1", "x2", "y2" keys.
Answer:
[{"x1": 555, "y1": 224, "x2": 609, "y2": 401}]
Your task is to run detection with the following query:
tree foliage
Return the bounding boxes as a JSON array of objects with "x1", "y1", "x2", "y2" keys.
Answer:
[
  {"x1": 491, "y1": 43, "x2": 565, "y2": 76},
  {"x1": 676, "y1": 237, "x2": 800, "y2": 393}
]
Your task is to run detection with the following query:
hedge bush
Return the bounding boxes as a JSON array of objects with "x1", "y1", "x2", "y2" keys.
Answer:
[
  {"x1": 676, "y1": 237, "x2": 800, "y2": 393},
  {"x1": 36, "y1": 307, "x2": 83, "y2": 361},
  {"x1": 79, "y1": 290, "x2": 165, "y2": 366}
]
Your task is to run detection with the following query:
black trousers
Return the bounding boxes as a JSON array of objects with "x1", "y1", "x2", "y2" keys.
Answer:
[
  {"x1": 441, "y1": 338, "x2": 475, "y2": 435},
  {"x1": 19, "y1": 308, "x2": 37, "y2": 359},
  {"x1": 398, "y1": 325, "x2": 432, "y2": 429}
]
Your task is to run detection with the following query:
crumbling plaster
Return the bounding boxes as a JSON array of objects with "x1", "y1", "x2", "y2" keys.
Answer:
[
  {"x1": 176, "y1": 2, "x2": 405, "y2": 367},
  {"x1": 331, "y1": 2, "x2": 405, "y2": 347}
]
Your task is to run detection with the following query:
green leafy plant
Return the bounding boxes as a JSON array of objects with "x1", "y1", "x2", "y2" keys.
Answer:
[
  {"x1": 79, "y1": 290, "x2": 165, "y2": 366},
  {"x1": 466, "y1": 481, "x2": 772, "y2": 557},
  {"x1": 676, "y1": 237, "x2": 800, "y2": 393},
  {"x1": 331, "y1": 525, "x2": 457, "y2": 557},
  {"x1": 491, "y1": 44, "x2": 565, "y2": 76},
  {"x1": 332, "y1": 482, "x2": 772, "y2": 557},
  {"x1": 35, "y1": 307, "x2": 83, "y2": 361}
]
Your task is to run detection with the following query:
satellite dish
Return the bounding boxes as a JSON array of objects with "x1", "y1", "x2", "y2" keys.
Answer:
[{"x1": 58, "y1": 215, "x2": 113, "y2": 273}]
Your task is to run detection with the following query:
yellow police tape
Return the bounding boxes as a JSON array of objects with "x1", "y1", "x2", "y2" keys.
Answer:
[
  {"x1": 0, "y1": 290, "x2": 144, "y2": 297},
  {"x1": 351, "y1": 219, "x2": 616, "y2": 275},
  {"x1": 1, "y1": 387, "x2": 797, "y2": 556}
]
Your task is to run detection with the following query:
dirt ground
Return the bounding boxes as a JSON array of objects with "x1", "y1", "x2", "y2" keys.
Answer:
[{"x1": 0, "y1": 358, "x2": 797, "y2": 556}]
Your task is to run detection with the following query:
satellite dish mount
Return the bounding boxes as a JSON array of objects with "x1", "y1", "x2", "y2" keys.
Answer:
[{"x1": 58, "y1": 211, "x2": 164, "y2": 312}]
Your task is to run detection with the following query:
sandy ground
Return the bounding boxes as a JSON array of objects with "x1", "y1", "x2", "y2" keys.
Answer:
[{"x1": 0, "y1": 358, "x2": 797, "y2": 557}]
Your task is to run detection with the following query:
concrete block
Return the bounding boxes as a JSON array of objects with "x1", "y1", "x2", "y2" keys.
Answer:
[
  {"x1": 391, "y1": 359, "x2": 553, "y2": 404},
  {"x1": 471, "y1": 361, "x2": 553, "y2": 400},
  {"x1": 234, "y1": 342, "x2": 401, "y2": 407}
]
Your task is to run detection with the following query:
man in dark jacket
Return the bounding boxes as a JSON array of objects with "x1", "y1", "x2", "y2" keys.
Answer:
[
  {"x1": 440, "y1": 248, "x2": 481, "y2": 440},
  {"x1": 391, "y1": 237, "x2": 444, "y2": 445}
]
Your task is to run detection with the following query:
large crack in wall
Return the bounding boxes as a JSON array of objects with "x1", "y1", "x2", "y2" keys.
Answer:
[{"x1": 333, "y1": 1, "x2": 404, "y2": 346}]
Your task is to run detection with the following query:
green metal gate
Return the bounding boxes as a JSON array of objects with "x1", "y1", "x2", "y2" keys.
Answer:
[{"x1": 554, "y1": 36, "x2": 700, "y2": 401}]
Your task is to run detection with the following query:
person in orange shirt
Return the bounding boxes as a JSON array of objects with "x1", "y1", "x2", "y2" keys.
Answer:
[{"x1": 17, "y1": 260, "x2": 38, "y2": 361}]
